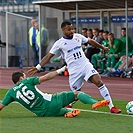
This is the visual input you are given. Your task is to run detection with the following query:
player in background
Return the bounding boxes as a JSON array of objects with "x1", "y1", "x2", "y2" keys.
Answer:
[
  {"x1": 0, "y1": 67, "x2": 110, "y2": 118},
  {"x1": 28, "y1": 21, "x2": 121, "y2": 114}
]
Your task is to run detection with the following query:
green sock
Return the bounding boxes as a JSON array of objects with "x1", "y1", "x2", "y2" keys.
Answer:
[
  {"x1": 77, "y1": 92, "x2": 97, "y2": 104},
  {"x1": 99, "y1": 61, "x2": 106, "y2": 72},
  {"x1": 114, "y1": 60, "x2": 123, "y2": 70},
  {"x1": 110, "y1": 55, "x2": 116, "y2": 68},
  {"x1": 106, "y1": 56, "x2": 111, "y2": 68}
]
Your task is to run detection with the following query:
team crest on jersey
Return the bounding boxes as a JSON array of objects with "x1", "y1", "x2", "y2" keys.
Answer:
[
  {"x1": 75, "y1": 38, "x2": 79, "y2": 42},
  {"x1": 113, "y1": 45, "x2": 116, "y2": 49}
]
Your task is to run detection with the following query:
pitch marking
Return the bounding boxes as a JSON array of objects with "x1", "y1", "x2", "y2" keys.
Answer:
[
  {"x1": 76, "y1": 108, "x2": 133, "y2": 117},
  {"x1": 0, "y1": 100, "x2": 132, "y2": 117}
]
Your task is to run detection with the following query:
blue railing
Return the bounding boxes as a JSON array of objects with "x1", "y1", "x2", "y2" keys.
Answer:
[
  {"x1": 0, "y1": 0, "x2": 41, "y2": 6},
  {"x1": 0, "y1": 0, "x2": 41, "y2": 12}
]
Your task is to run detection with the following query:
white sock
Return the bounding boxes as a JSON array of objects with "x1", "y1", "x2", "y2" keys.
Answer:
[{"x1": 98, "y1": 84, "x2": 114, "y2": 109}]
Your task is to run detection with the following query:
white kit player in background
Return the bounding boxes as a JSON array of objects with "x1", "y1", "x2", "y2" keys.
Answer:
[{"x1": 28, "y1": 21, "x2": 121, "y2": 114}]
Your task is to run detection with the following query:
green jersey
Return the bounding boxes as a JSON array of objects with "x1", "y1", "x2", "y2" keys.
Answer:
[
  {"x1": 108, "y1": 38, "x2": 122, "y2": 54},
  {"x1": 102, "y1": 39, "x2": 109, "y2": 47},
  {"x1": 100, "y1": 39, "x2": 109, "y2": 53},
  {"x1": 1, "y1": 77, "x2": 52, "y2": 117},
  {"x1": 121, "y1": 35, "x2": 133, "y2": 53}
]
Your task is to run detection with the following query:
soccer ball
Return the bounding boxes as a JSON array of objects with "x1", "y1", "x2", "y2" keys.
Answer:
[{"x1": 126, "y1": 101, "x2": 133, "y2": 115}]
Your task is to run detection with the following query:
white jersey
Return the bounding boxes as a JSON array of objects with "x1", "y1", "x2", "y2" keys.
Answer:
[{"x1": 49, "y1": 33, "x2": 90, "y2": 74}]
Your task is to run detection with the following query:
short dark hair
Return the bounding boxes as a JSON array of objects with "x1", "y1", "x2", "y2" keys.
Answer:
[
  {"x1": 61, "y1": 21, "x2": 72, "y2": 28},
  {"x1": 82, "y1": 28, "x2": 88, "y2": 31},
  {"x1": 121, "y1": 27, "x2": 126, "y2": 31},
  {"x1": 88, "y1": 29, "x2": 92, "y2": 32},
  {"x1": 99, "y1": 29, "x2": 104, "y2": 33},
  {"x1": 103, "y1": 30, "x2": 109, "y2": 34},
  {"x1": 12, "y1": 71, "x2": 24, "y2": 84}
]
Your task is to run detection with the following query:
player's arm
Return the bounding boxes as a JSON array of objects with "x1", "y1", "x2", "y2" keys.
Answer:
[
  {"x1": 0, "y1": 103, "x2": 5, "y2": 111},
  {"x1": 0, "y1": 91, "x2": 14, "y2": 111},
  {"x1": 88, "y1": 39, "x2": 109, "y2": 52},
  {"x1": 39, "y1": 66, "x2": 66, "y2": 83},
  {"x1": 39, "y1": 53, "x2": 54, "y2": 68},
  {"x1": 27, "y1": 53, "x2": 54, "y2": 76}
]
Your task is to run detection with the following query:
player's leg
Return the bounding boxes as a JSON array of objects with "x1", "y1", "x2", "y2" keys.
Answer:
[
  {"x1": 45, "y1": 106, "x2": 80, "y2": 117},
  {"x1": 110, "y1": 55, "x2": 118, "y2": 68},
  {"x1": 118, "y1": 56, "x2": 132, "y2": 70},
  {"x1": 58, "y1": 91, "x2": 109, "y2": 117},
  {"x1": 76, "y1": 91, "x2": 97, "y2": 104},
  {"x1": 106, "y1": 55, "x2": 111, "y2": 69},
  {"x1": 68, "y1": 66, "x2": 109, "y2": 110},
  {"x1": 66, "y1": 73, "x2": 85, "y2": 107},
  {"x1": 59, "y1": 108, "x2": 81, "y2": 118},
  {"x1": 83, "y1": 63, "x2": 121, "y2": 114},
  {"x1": 114, "y1": 59, "x2": 123, "y2": 70},
  {"x1": 62, "y1": 88, "x2": 110, "y2": 110},
  {"x1": 89, "y1": 74, "x2": 121, "y2": 113},
  {"x1": 44, "y1": 92, "x2": 77, "y2": 117},
  {"x1": 75, "y1": 91, "x2": 110, "y2": 109},
  {"x1": 59, "y1": 91, "x2": 81, "y2": 118},
  {"x1": 53, "y1": 91, "x2": 80, "y2": 117}
]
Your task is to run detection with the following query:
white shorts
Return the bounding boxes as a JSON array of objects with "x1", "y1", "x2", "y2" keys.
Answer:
[{"x1": 69, "y1": 62, "x2": 98, "y2": 92}]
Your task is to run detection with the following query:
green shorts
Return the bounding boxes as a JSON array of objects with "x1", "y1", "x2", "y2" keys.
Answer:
[{"x1": 44, "y1": 91, "x2": 75, "y2": 117}]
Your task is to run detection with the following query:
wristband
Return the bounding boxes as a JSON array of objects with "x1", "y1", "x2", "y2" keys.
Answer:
[
  {"x1": 36, "y1": 64, "x2": 41, "y2": 70},
  {"x1": 56, "y1": 66, "x2": 66, "y2": 74}
]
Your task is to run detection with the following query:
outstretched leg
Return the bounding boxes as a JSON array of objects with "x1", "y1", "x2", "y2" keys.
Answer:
[
  {"x1": 76, "y1": 91, "x2": 110, "y2": 110},
  {"x1": 64, "y1": 91, "x2": 110, "y2": 118},
  {"x1": 89, "y1": 74, "x2": 121, "y2": 114}
]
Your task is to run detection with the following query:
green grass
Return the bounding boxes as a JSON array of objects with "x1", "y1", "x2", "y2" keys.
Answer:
[{"x1": 0, "y1": 89, "x2": 133, "y2": 133}]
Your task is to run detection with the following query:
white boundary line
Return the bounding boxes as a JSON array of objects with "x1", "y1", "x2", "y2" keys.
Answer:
[
  {"x1": 75, "y1": 108, "x2": 133, "y2": 117},
  {"x1": 0, "y1": 100, "x2": 133, "y2": 117}
]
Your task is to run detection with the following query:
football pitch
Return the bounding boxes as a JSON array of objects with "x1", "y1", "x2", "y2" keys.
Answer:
[{"x1": 0, "y1": 89, "x2": 133, "y2": 133}]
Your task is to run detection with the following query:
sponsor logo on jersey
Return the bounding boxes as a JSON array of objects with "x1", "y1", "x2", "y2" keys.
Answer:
[
  {"x1": 67, "y1": 46, "x2": 81, "y2": 53},
  {"x1": 74, "y1": 46, "x2": 81, "y2": 50}
]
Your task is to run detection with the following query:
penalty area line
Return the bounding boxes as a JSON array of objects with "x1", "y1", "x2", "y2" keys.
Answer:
[{"x1": 75, "y1": 108, "x2": 133, "y2": 117}]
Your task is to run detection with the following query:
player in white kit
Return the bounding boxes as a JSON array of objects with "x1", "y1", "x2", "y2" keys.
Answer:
[{"x1": 28, "y1": 21, "x2": 121, "y2": 114}]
